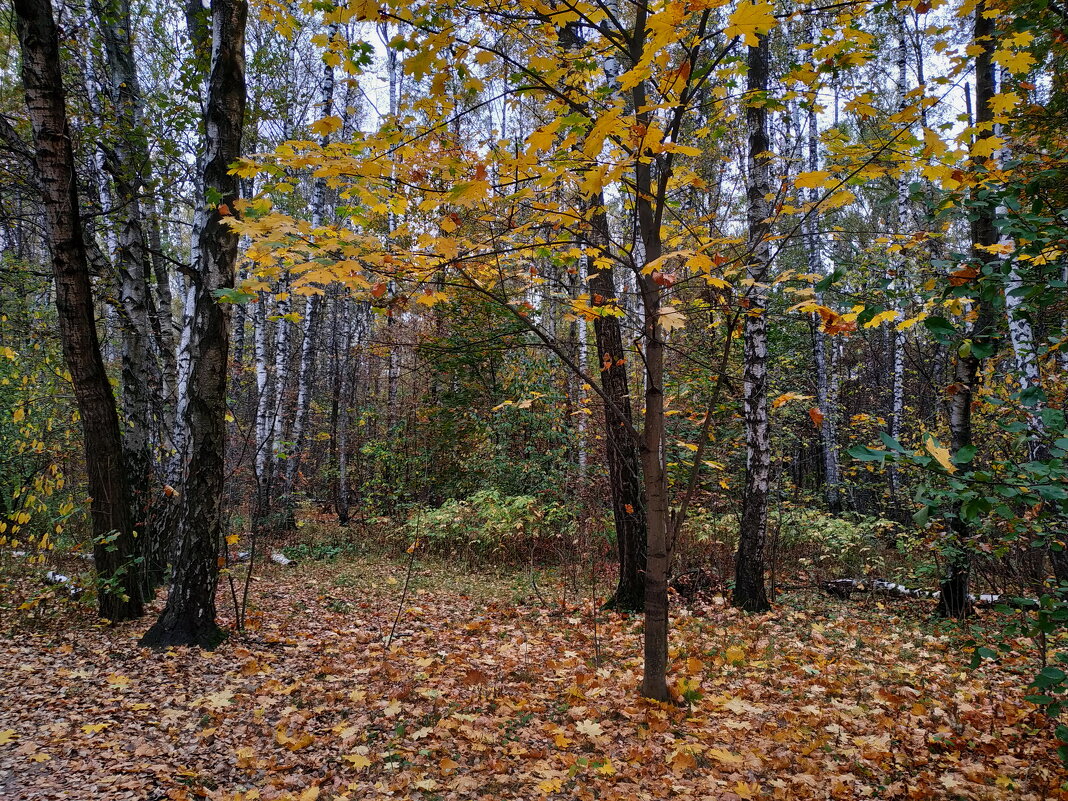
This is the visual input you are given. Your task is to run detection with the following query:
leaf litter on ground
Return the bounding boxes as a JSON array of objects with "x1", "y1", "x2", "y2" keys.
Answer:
[{"x1": 0, "y1": 556, "x2": 1065, "y2": 800}]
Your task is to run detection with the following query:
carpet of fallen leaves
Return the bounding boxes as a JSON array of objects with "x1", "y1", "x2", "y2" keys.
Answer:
[{"x1": 1, "y1": 556, "x2": 1066, "y2": 801}]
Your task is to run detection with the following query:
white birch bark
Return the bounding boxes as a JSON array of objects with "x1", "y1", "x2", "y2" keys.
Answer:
[
  {"x1": 252, "y1": 290, "x2": 274, "y2": 524},
  {"x1": 283, "y1": 21, "x2": 340, "y2": 513},
  {"x1": 887, "y1": 17, "x2": 909, "y2": 502},
  {"x1": 734, "y1": 34, "x2": 772, "y2": 613}
]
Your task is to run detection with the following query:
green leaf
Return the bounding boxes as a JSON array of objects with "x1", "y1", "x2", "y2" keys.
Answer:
[
  {"x1": 953, "y1": 445, "x2": 977, "y2": 465},
  {"x1": 923, "y1": 316, "x2": 956, "y2": 343},
  {"x1": 846, "y1": 445, "x2": 887, "y2": 462}
]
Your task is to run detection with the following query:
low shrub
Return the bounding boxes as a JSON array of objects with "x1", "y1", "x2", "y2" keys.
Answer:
[{"x1": 403, "y1": 489, "x2": 576, "y2": 562}]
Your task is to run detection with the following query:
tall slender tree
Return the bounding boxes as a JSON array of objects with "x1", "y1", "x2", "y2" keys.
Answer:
[
  {"x1": 734, "y1": 31, "x2": 773, "y2": 614},
  {"x1": 14, "y1": 0, "x2": 144, "y2": 621},
  {"x1": 141, "y1": 0, "x2": 247, "y2": 648}
]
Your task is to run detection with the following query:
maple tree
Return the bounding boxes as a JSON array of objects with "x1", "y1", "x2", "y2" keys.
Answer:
[{"x1": 2, "y1": 0, "x2": 1068, "y2": 790}]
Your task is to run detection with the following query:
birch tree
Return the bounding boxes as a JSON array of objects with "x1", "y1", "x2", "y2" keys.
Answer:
[
  {"x1": 141, "y1": 0, "x2": 247, "y2": 648},
  {"x1": 14, "y1": 0, "x2": 144, "y2": 621}
]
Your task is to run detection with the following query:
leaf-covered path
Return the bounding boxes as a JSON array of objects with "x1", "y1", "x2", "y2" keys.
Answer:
[{"x1": 1, "y1": 558, "x2": 1065, "y2": 800}]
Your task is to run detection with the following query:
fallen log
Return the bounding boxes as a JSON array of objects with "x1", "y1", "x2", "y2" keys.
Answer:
[{"x1": 821, "y1": 578, "x2": 1029, "y2": 608}]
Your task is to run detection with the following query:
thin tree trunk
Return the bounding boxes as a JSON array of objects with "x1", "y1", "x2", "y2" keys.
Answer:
[
  {"x1": 140, "y1": 0, "x2": 246, "y2": 648},
  {"x1": 804, "y1": 103, "x2": 841, "y2": 510},
  {"x1": 887, "y1": 16, "x2": 909, "y2": 506},
  {"x1": 734, "y1": 34, "x2": 772, "y2": 614},
  {"x1": 937, "y1": 3, "x2": 997, "y2": 618},
  {"x1": 631, "y1": 17, "x2": 669, "y2": 699},
  {"x1": 336, "y1": 304, "x2": 356, "y2": 526},
  {"x1": 15, "y1": 0, "x2": 144, "y2": 621},
  {"x1": 283, "y1": 23, "x2": 339, "y2": 524}
]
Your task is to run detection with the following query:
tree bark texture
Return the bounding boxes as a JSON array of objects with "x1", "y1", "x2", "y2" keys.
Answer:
[
  {"x1": 804, "y1": 103, "x2": 841, "y2": 511},
  {"x1": 15, "y1": 0, "x2": 144, "y2": 622},
  {"x1": 556, "y1": 18, "x2": 647, "y2": 612},
  {"x1": 937, "y1": 3, "x2": 997, "y2": 618},
  {"x1": 91, "y1": 0, "x2": 170, "y2": 590},
  {"x1": 734, "y1": 35, "x2": 772, "y2": 614},
  {"x1": 283, "y1": 25, "x2": 339, "y2": 524},
  {"x1": 140, "y1": 0, "x2": 246, "y2": 649},
  {"x1": 631, "y1": 15, "x2": 670, "y2": 699}
]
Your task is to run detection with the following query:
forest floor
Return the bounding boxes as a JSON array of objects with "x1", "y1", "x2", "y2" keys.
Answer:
[{"x1": 0, "y1": 552, "x2": 1066, "y2": 801}]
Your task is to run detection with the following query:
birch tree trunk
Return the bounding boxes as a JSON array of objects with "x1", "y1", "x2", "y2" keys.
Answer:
[
  {"x1": 887, "y1": 16, "x2": 909, "y2": 506},
  {"x1": 90, "y1": 0, "x2": 172, "y2": 590},
  {"x1": 140, "y1": 0, "x2": 246, "y2": 648},
  {"x1": 283, "y1": 22, "x2": 340, "y2": 524},
  {"x1": 734, "y1": 33, "x2": 772, "y2": 614},
  {"x1": 804, "y1": 104, "x2": 841, "y2": 510},
  {"x1": 15, "y1": 0, "x2": 145, "y2": 621},
  {"x1": 252, "y1": 290, "x2": 274, "y2": 530}
]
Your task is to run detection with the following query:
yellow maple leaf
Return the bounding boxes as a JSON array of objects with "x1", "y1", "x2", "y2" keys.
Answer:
[
  {"x1": 575, "y1": 719, "x2": 603, "y2": 737},
  {"x1": 538, "y1": 778, "x2": 564, "y2": 793},
  {"x1": 772, "y1": 391, "x2": 810, "y2": 408},
  {"x1": 725, "y1": 645, "x2": 746, "y2": 664},
  {"x1": 0, "y1": 729, "x2": 16, "y2": 746},
  {"x1": 896, "y1": 312, "x2": 928, "y2": 331},
  {"x1": 708, "y1": 747, "x2": 744, "y2": 766},
  {"x1": 659, "y1": 306, "x2": 687, "y2": 333},
  {"x1": 988, "y1": 92, "x2": 1020, "y2": 115},
  {"x1": 343, "y1": 753, "x2": 373, "y2": 768},
  {"x1": 863, "y1": 310, "x2": 900, "y2": 329},
  {"x1": 794, "y1": 170, "x2": 832, "y2": 189},
  {"x1": 724, "y1": 1, "x2": 776, "y2": 47},
  {"x1": 971, "y1": 135, "x2": 1004, "y2": 159},
  {"x1": 309, "y1": 115, "x2": 343, "y2": 137},
  {"x1": 925, "y1": 437, "x2": 957, "y2": 473},
  {"x1": 993, "y1": 47, "x2": 1036, "y2": 75}
]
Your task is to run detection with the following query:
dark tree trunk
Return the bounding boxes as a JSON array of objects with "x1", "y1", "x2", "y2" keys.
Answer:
[
  {"x1": 554, "y1": 19, "x2": 647, "y2": 614},
  {"x1": 588, "y1": 211, "x2": 647, "y2": 613},
  {"x1": 734, "y1": 34, "x2": 772, "y2": 614},
  {"x1": 140, "y1": 0, "x2": 246, "y2": 649},
  {"x1": 631, "y1": 23, "x2": 670, "y2": 700},
  {"x1": 14, "y1": 0, "x2": 144, "y2": 622},
  {"x1": 936, "y1": 2, "x2": 998, "y2": 619}
]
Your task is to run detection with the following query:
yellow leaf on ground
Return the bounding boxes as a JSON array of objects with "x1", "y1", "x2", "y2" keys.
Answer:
[
  {"x1": 575, "y1": 720, "x2": 603, "y2": 737},
  {"x1": 725, "y1": 645, "x2": 746, "y2": 664},
  {"x1": 708, "y1": 747, "x2": 745, "y2": 766}
]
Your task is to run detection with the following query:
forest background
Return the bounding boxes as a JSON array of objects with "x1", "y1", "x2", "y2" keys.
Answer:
[{"x1": 2, "y1": 0, "x2": 1068, "y2": 795}]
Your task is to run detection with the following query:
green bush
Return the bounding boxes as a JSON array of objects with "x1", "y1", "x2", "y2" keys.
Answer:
[
  {"x1": 404, "y1": 489, "x2": 575, "y2": 560},
  {"x1": 684, "y1": 507, "x2": 905, "y2": 578}
]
